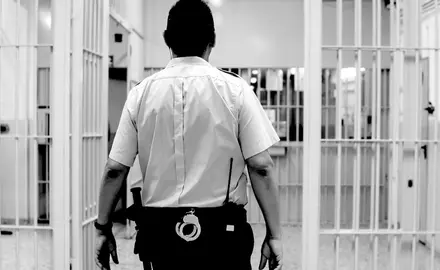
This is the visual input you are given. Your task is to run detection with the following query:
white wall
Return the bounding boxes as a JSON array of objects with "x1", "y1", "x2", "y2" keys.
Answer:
[
  {"x1": 144, "y1": 0, "x2": 391, "y2": 68},
  {"x1": 109, "y1": 18, "x2": 129, "y2": 68}
]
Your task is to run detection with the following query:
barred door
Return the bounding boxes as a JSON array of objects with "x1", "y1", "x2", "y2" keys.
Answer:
[
  {"x1": 71, "y1": 0, "x2": 109, "y2": 269},
  {"x1": 303, "y1": 0, "x2": 440, "y2": 269}
]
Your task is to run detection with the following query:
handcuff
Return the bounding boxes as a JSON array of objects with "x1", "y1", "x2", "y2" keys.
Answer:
[{"x1": 175, "y1": 209, "x2": 201, "y2": 242}]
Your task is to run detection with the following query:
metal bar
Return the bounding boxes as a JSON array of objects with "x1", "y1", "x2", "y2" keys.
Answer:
[
  {"x1": 51, "y1": 0, "x2": 72, "y2": 268},
  {"x1": 410, "y1": 2, "x2": 421, "y2": 269},
  {"x1": 373, "y1": 1, "x2": 382, "y2": 270},
  {"x1": 321, "y1": 230, "x2": 440, "y2": 235},
  {"x1": 334, "y1": 0, "x2": 343, "y2": 268},
  {"x1": 430, "y1": 1, "x2": 440, "y2": 269},
  {"x1": 302, "y1": 0, "x2": 322, "y2": 269},
  {"x1": 0, "y1": 44, "x2": 53, "y2": 48},
  {"x1": 32, "y1": 1, "x2": 40, "y2": 266},
  {"x1": 391, "y1": 1, "x2": 401, "y2": 269},
  {"x1": 0, "y1": 225, "x2": 52, "y2": 230},
  {"x1": 14, "y1": 0, "x2": 20, "y2": 266},
  {"x1": 286, "y1": 68, "x2": 291, "y2": 142},
  {"x1": 83, "y1": 47, "x2": 104, "y2": 58},
  {"x1": 71, "y1": 0, "x2": 84, "y2": 268},
  {"x1": 322, "y1": 45, "x2": 440, "y2": 51},
  {"x1": 353, "y1": 1, "x2": 362, "y2": 268},
  {"x1": 101, "y1": 0, "x2": 110, "y2": 219}
]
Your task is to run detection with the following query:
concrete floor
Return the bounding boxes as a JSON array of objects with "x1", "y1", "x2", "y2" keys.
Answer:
[{"x1": 2, "y1": 224, "x2": 440, "y2": 270}]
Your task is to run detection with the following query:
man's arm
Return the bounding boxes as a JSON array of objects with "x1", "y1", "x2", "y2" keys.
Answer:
[
  {"x1": 97, "y1": 158, "x2": 130, "y2": 225},
  {"x1": 246, "y1": 150, "x2": 281, "y2": 239}
]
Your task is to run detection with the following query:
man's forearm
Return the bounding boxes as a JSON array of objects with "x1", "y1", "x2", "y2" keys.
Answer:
[
  {"x1": 97, "y1": 161, "x2": 129, "y2": 225},
  {"x1": 248, "y1": 168, "x2": 281, "y2": 239}
]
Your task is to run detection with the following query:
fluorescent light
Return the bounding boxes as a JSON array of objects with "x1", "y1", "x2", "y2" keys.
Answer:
[{"x1": 210, "y1": 0, "x2": 223, "y2": 8}]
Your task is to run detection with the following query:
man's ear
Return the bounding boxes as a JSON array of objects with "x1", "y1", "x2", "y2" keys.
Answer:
[{"x1": 163, "y1": 30, "x2": 170, "y2": 47}]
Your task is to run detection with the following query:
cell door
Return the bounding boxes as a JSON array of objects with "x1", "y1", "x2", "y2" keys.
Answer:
[{"x1": 71, "y1": 0, "x2": 109, "y2": 269}]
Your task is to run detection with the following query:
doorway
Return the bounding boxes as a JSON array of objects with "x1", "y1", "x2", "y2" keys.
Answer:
[{"x1": 108, "y1": 15, "x2": 130, "y2": 221}]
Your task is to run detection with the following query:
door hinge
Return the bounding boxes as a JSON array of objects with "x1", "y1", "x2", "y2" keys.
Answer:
[{"x1": 424, "y1": 102, "x2": 435, "y2": 115}]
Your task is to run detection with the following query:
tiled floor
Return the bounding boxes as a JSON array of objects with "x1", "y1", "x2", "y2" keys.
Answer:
[{"x1": 2, "y1": 224, "x2": 440, "y2": 270}]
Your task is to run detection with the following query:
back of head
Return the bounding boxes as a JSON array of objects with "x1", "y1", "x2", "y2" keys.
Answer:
[{"x1": 164, "y1": 0, "x2": 216, "y2": 57}]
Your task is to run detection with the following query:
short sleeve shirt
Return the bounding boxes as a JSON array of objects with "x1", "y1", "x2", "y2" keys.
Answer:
[{"x1": 109, "y1": 57, "x2": 280, "y2": 207}]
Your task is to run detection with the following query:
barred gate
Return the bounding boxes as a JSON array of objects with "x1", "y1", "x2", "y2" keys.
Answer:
[
  {"x1": 310, "y1": 0, "x2": 440, "y2": 269},
  {"x1": 0, "y1": 0, "x2": 109, "y2": 269},
  {"x1": 71, "y1": 0, "x2": 109, "y2": 269}
]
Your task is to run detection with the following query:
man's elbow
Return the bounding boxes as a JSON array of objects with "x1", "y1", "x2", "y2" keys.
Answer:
[
  {"x1": 246, "y1": 150, "x2": 274, "y2": 177},
  {"x1": 104, "y1": 158, "x2": 129, "y2": 179}
]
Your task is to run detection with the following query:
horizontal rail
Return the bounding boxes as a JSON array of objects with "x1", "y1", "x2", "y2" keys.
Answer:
[
  {"x1": 81, "y1": 216, "x2": 97, "y2": 227},
  {"x1": 322, "y1": 45, "x2": 440, "y2": 51},
  {"x1": 0, "y1": 44, "x2": 53, "y2": 48},
  {"x1": 83, "y1": 48, "x2": 103, "y2": 58},
  {"x1": 321, "y1": 230, "x2": 440, "y2": 236},
  {"x1": 0, "y1": 225, "x2": 52, "y2": 231}
]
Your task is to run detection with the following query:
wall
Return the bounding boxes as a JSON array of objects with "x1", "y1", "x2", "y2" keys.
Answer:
[
  {"x1": 108, "y1": 79, "x2": 127, "y2": 134},
  {"x1": 109, "y1": 18, "x2": 129, "y2": 68},
  {"x1": 144, "y1": 0, "x2": 391, "y2": 68}
]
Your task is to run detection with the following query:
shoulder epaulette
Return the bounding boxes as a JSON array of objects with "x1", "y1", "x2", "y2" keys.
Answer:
[{"x1": 218, "y1": 68, "x2": 240, "y2": 78}]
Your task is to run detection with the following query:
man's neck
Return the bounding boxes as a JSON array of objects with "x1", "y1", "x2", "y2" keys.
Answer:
[{"x1": 172, "y1": 54, "x2": 210, "y2": 62}]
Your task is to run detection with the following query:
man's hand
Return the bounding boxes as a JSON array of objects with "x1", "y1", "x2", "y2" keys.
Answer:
[
  {"x1": 95, "y1": 230, "x2": 119, "y2": 270},
  {"x1": 258, "y1": 237, "x2": 283, "y2": 270}
]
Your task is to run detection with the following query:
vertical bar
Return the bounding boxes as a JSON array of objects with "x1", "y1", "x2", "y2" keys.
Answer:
[
  {"x1": 391, "y1": 1, "x2": 401, "y2": 269},
  {"x1": 373, "y1": 1, "x2": 382, "y2": 269},
  {"x1": 353, "y1": 0, "x2": 362, "y2": 268},
  {"x1": 51, "y1": 0, "x2": 71, "y2": 268},
  {"x1": 0, "y1": 0, "x2": 3, "y2": 264},
  {"x1": 302, "y1": 0, "x2": 322, "y2": 269},
  {"x1": 411, "y1": 1, "x2": 421, "y2": 269},
  {"x1": 101, "y1": 0, "x2": 110, "y2": 217},
  {"x1": 430, "y1": 0, "x2": 439, "y2": 269},
  {"x1": 71, "y1": 0, "x2": 84, "y2": 268},
  {"x1": 14, "y1": 1, "x2": 21, "y2": 268},
  {"x1": 287, "y1": 68, "x2": 291, "y2": 142},
  {"x1": 334, "y1": 0, "x2": 343, "y2": 268},
  {"x1": 32, "y1": 0, "x2": 40, "y2": 266},
  {"x1": 370, "y1": 0, "x2": 377, "y2": 239}
]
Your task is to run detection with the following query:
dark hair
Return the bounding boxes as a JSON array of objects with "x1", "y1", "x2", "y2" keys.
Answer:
[{"x1": 163, "y1": 0, "x2": 216, "y2": 57}]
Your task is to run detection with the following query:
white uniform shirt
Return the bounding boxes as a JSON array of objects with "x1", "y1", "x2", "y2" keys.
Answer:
[{"x1": 109, "y1": 57, "x2": 280, "y2": 207}]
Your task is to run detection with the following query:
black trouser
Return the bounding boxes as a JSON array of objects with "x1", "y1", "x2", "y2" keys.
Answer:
[{"x1": 134, "y1": 204, "x2": 254, "y2": 270}]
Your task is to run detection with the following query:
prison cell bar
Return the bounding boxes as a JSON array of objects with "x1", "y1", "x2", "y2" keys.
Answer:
[
  {"x1": 32, "y1": 0, "x2": 40, "y2": 267},
  {"x1": 51, "y1": 0, "x2": 72, "y2": 268},
  {"x1": 302, "y1": 0, "x2": 322, "y2": 268},
  {"x1": 410, "y1": 1, "x2": 422, "y2": 269},
  {"x1": 370, "y1": 0, "x2": 378, "y2": 267},
  {"x1": 14, "y1": 0, "x2": 21, "y2": 268},
  {"x1": 353, "y1": 0, "x2": 363, "y2": 268},
  {"x1": 390, "y1": 0, "x2": 401, "y2": 268},
  {"x1": 71, "y1": 0, "x2": 85, "y2": 268},
  {"x1": 373, "y1": 0, "x2": 383, "y2": 269},
  {"x1": 333, "y1": 0, "x2": 343, "y2": 267},
  {"x1": 430, "y1": 0, "x2": 440, "y2": 269}
]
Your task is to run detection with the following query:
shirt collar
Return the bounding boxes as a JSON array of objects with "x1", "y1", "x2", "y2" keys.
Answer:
[{"x1": 166, "y1": 57, "x2": 212, "y2": 69}]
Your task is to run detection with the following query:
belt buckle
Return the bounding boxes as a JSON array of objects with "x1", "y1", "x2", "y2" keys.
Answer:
[{"x1": 175, "y1": 208, "x2": 201, "y2": 242}]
